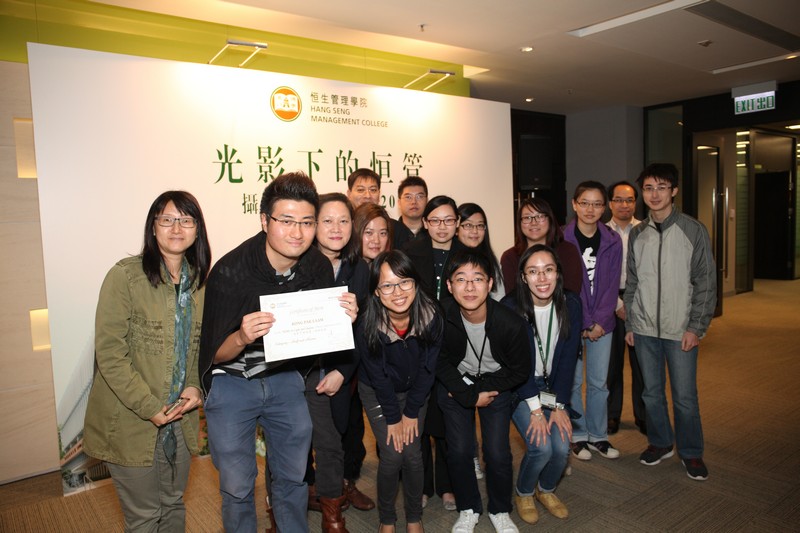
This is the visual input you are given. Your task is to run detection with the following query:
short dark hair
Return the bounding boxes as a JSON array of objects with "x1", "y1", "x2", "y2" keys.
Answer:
[
  {"x1": 317, "y1": 192, "x2": 360, "y2": 265},
  {"x1": 142, "y1": 190, "x2": 211, "y2": 288},
  {"x1": 444, "y1": 248, "x2": 493, "y2": 284},
  {"x1": 260, "y1": 172, "x2": 319, "y2": 217},
  {"x1": 347, "y1": 168, "x2": 381, "y2": 191},
  {"x1": 573, "y1": 180, "x2": 608, "y2": 203},
  {"x1": 423, "y1": 195, "x2": 458, "y2": 219},
  {"x1": 607, "y1": 180, "x2": 638, "y2": 200},
  {"x1": 513, "y1": 197, "x2": 564, "y2": 255},
  {"x1": 637, "y1": 163, "x2": 679, "y2": 188},
  {"x1": 398, "y1": 176, "x2": 428, "y2": 197}
]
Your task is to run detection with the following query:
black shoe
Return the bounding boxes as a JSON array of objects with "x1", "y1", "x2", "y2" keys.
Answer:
[
  {"x1": 607, "y1": 418, "x2": 620, "y2": 435},
  {"x1": 682, "y1": 458, "x2": 709, "y2": 481},
  {"x1": 571, "y1": 441, "x2": 592, "y2": 461},
  {"x1": 639, "y1": 445, "x2": 674, "y2": 466}
]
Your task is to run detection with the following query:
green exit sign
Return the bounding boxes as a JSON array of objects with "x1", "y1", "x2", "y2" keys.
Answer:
[{"x1": 734, "y1": 91, "x2": 775, "y2": 115}]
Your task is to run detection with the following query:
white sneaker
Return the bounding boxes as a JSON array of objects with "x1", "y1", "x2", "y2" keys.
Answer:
[
  {"x1": 452, "y1": 509, "x2": 480, "y2": 533},
  {"x1": 473, "y1": 456, "x2": 484, "y2": 479},
  {"x1": 489, "y1": 512, "x2": 519, "y2": 533}
]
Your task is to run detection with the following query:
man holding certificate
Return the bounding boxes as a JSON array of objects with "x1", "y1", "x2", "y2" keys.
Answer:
[{"x1": 199, "y1": 172, "x2": 358, "y2": 533}]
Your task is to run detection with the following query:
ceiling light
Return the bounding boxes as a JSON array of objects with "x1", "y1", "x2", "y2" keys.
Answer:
[
  {"x1": 525, "y1": 97, "x2": 534, "y2": 102},
  {"x1": 712, "y1": 53, "x2": 798, "y2": 74},
  {"x1": 403, "y1": 69, "x2": 455, "y2": 90},
  {"x1": 736, "y1": 131, "x2": 750, "y2": 136},
  {"x1": 567, "y1": 0, "x2": 707, "y2": 37},
  {"x1": 785, "y1": 124, "x2": 800, "y2": 130},
  {"x1": 209, "y1": 39, "x2": 268, "y2": 67},
  {"x1": 520, "y1": 46, "x2": 534, "y2": 53}
]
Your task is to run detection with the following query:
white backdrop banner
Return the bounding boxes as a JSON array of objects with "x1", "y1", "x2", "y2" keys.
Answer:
[{"x1": 28, "y1": 43, "x2": 512, "y2": 493}]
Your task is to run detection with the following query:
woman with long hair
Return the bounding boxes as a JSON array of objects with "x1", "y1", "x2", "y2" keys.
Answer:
[
  {"x1": 504, "y1": 244, "x2": 582, "y2": 524},
  {"x1": 356, "y1": 250, "x2": 443, "y2": 533},
  {"x1": 500, "y1": 197, "x2": 582, "y2": 295},
  {"x1": 403, "y1": 195, "x2": 462, "y2": 511},
  {"x1": 563, "y1": 181, "x2": 622, "y2": 461},
  {"x1": 456, "y1": 202, "x2": 505, "y2": 299},
  {"x1": 84, "y1": 191, "x2": 210, "y2": 531}
]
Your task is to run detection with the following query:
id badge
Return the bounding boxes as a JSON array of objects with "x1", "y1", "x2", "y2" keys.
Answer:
[{"x1": 539, "y1": 391, "x2": 557, "y2": 409}]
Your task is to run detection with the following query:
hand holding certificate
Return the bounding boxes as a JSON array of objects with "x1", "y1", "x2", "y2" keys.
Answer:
[{"x1": 259, "y1": 287, "x2": 355, "y2": 362}]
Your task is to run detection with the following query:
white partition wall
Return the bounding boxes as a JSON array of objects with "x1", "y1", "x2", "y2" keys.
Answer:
[{"x1": 28, "y1": 44, "x2": 513, "y2": 493}]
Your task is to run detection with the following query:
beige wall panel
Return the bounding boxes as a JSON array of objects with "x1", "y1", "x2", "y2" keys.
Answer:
[
  {"x1": 0, "y1": 221, "x2": 46, "y2": 305},
  {"x1": 0, "y1": 61, "x2": 59, "y2": 484},
  {"x1": 0, "y1": 156, "x2": 41, "y2": 223},
  {"x1": 0, "y1": 385, "x2": 60, "y2": 483}
]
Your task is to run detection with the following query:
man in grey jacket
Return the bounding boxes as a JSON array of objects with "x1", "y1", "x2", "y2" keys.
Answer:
[{"x1": 624, "y1": 163, "x2": 716, "y2": 481}]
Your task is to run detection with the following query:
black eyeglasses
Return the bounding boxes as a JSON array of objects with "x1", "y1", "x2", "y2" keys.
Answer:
[{"x1": 377, "y1": 279, "x2": 415, "y2": 295}]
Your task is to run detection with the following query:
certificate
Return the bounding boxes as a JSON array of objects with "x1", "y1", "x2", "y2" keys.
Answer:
[{"x1": 259, "y1": 286, "x2": 354, "y2": 362}]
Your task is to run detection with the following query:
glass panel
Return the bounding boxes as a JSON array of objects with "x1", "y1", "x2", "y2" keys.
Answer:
[{"x1": 735, "y1": 132, "x2": 751, "y2": 293}]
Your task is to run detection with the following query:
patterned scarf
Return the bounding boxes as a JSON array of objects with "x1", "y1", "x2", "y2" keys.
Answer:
[{"x1": 162, "y1": 259, "x2": 192, "y2": 469}]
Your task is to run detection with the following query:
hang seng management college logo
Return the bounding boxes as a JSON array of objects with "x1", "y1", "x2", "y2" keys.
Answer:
[{"x1": 271, "y1": 86, "x2": 302, "y2": 122}]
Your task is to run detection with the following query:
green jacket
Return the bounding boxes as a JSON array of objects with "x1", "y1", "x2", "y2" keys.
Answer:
[{"x1": 84, "y1": 256, "x2": 204, "y2": 466}]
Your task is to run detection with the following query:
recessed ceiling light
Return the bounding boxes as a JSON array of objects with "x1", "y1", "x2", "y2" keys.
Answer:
[
  {"x1": 525, "y1": 97, "x2": 534, "y2": 102},
  {"x1": 786, "y1": 124, "x2": 800, "y2": 130},
  {"x1": 520, "y1": 46, "x2": 534, "y2": 53}
]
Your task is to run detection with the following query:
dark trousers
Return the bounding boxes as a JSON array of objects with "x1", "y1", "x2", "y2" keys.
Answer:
[
  {"x1": 607, "y1": 309, "x2": 646, "y2": 425},
  {"x1": 305, "y1": 369, "x2": 345, "y2": 499},
  {"x1": 422, "y1": 435, "x2": 452, "y2": 497},
  {"x1": 438, "y1": 386, "x2": 513, "y2": 516},
  {"x1": 359, "y1": 383, "x2": 427, "y2": 525},
  {"x1": 342, "y1": 385, "x2": 367, "y2": 481}
]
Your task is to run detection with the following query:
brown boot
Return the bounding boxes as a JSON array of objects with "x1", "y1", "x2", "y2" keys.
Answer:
[
  {"x1": 344, "y1": 479, "x2": 375, "y2": 511},
  {"x1": 320, "y1": 494, "x2": 349, "y2": 533},
  {"x1": 308, "y1": 484, "x2": 322, "y2": 512},
  {"x1": 264, "y1": 497, "x2": 277, "y2": 533}
]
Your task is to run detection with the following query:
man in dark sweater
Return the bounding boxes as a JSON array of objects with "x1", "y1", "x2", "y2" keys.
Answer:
[{"x1": 199, "y1": 173, "x2": 356, "y2": 532}]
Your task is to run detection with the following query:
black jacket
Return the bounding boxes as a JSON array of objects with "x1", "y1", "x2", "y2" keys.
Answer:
[
  {"x1": 436, "y1": 297, "x2": 531, "y2": 408},
  {"x1": 402, "y1": 234, "x2": 466, "y2": 302},
  {"x1": 198, "y1": 231, "x2": 335, "y2": 394}
]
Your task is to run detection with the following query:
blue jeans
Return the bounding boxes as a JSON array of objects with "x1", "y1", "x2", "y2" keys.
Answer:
[
  {"x1": 634, "y1": 334, "x2": 704, "y2": 459},
  {"x1": 570, "y1": 333, "x2": 612, "y2": 442},
  {"x1": 205, "y1": 371, "x2": 312, "y2": 533},
  {"x1": 511, "y1": 380, "x2": 569, "y2": 495},
  {"x1": 438, "y1": 386, "x2": 513, "y2": 516}
]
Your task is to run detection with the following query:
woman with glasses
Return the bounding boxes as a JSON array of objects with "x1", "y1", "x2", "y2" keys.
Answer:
[
  {"x1": 563, "y1": 181, "x2": 622, "y2": 462},
  {"x1": 357, "y1": 250, "x2": 443, "y2": 533},
  {"x1": 354, "y1": 203, "x2": 393, "y2": 262},
  {"x1": 403, "y1": 195, "x2": 462, "y2": 512},
  {"x1": 503, "y1": 245, "x2": 582, "y2": 524},
  {"x1": 456, "y1": 203, "x2": 505, "y2": 300},
  {"x1": 403, "y1": 195, "x2": 464, "y2": 301},
  {"x1": 84, "y1": 191, "x2": 211, "y2": 531},
  {"x1": 500, "y1": 198, "x2": 582, "y2": 296}
]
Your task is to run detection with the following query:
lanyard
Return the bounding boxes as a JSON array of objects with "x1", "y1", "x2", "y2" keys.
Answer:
[
  {"x1": 465, "y1": 330, "x2": 488, "y2": 379},
  {"x1": 534, "y1": 305, "x2": 555, "y2": 384}
]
